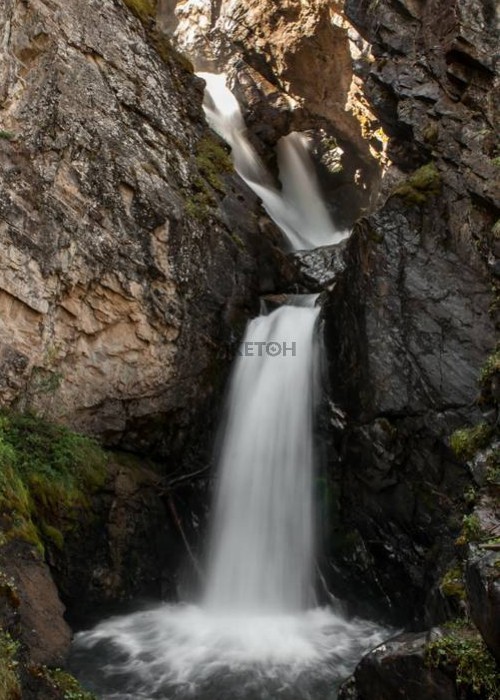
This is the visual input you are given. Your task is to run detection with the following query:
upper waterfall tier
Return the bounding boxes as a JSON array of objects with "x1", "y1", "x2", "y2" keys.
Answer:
[{"x1": 198, "y1": 72, "x2": 348, "y2": 251}]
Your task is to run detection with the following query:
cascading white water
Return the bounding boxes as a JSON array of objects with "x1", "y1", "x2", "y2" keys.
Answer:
[
  {"x1": 204, "y1": 301, "x2": 318, "y2": 613},
  {"x1": 70, "y1": 302, "x2": 389, "y2": 699},
  {"x1": 69, "y1": 75, "x2": 391, "y2": 700},
  {"x1": 198, "y1": 72, "x2": 347, "y2": 250}
]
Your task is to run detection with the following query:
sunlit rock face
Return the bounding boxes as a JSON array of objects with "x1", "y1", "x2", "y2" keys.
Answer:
[
  {"x1": 162, "y1": 0, "x2": 386, "y2": 227},
  {"x1": 0, "y1": 0, "x2": 290, "y2": 453}
]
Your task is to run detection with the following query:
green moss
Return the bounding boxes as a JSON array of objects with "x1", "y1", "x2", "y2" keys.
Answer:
[
  {"x1": 122, "y1": 0, "x2": 157, "y2": 24},
  {"x1": 440, "y1": 566, "x2": 466, "y2": 600},
  {"x1": 0, "y1": 130, "x2": 14, "y2": 141},
  {"x1": 426, "y1": 623, "x2": 500, "y2": 698},
  {"x1": 195, "y1": 136, "x2": 233, "y2": 193},
  {"x1": 480, "y1": 348, "x2": 500, "y2": 387},
  {"x1": 492, "y1": 156, "x2": 500, "y2": 168},
  {"x1": 422, "y1": 122, "x2": 439, "y2": 145},
  {"x1": 0, "y1": 630, "x2": 21, "y2": 700},
  {"x1": 40, "y1": 521, "x2": 64, "y2": 550},
  {"x1": 150, "y1": 30, "x2": 194, "y2": 73},
  {"x1": 229, "y1": 233, "x2": 246, "y2": 250},
  {"x1": 450, "y1": 423, "x2": 492, "y2": 461},
  {"x1": 185, "y1": 190, "x2": 216, "y2": 222},
  {"x1": 456, "y1": 513, "x2": 483, "y2": 545},
  {"x1": 485, "y1": 448, "x2": 500, "y2": 485},
  {"x1": 0, "y1": 411, "x2": 108, "y2": 553},
  {"x1": 32, "y1": 667, "x2": 96, "y2": 700},
  {"x1": 392, "y1": 162, "x2": 441, "y2": 205}
]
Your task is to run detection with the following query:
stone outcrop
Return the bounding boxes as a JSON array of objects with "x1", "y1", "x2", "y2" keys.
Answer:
[
  {"x1": 0, "y1": 0, "x2": 289, "y2": 457},
  {"x1": 317, "y1": 0, "x2": 499, "y2": 625},
  {"x1": 338, "y1": 632, "x2": 461, "y2": 700},
  {"x1": 465, "y1": 490, "x2": 500, "y2": 663},
  {"x1": 0, "y1": 542, "x2": 71, "y2": 667}
]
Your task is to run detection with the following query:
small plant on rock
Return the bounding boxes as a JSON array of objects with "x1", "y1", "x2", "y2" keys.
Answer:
[{"x1": 426, "y1": 622, "x2": 499, "y2": 698}]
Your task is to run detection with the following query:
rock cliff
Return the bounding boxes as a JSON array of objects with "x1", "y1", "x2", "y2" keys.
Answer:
[
  {"x1": 321, "y1": 0, "x2": 498, "y2": 624},
  {"x1": 0, "y1": 0, "x2": 288, "y2": 459}
]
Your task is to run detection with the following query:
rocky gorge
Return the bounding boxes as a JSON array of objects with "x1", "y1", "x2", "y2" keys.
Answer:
[{"x1": 0, "y1": 0, "x2": 499, "y2": 698}]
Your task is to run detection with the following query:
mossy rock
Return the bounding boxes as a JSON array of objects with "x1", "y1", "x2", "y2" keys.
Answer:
[
  {"x1": 30, "y1": 667, "x2": 97, "y2": 700},
  {"x1": 455, "y1": 513, "x2": 484, "y2": 546},
  {"x1": 426, "y1": 620, "x2": 500, "y2": 698},
  {"x1": 122, "y1": 0, "x2": 157, "y2": 24},
  {"x1": 392, "y1": 162, "x2": 441, "y2": 205},
  {"x1": 480, "y1": 347, "x2": 500, "y2": 387},
  {"x1": 450, "y1": 423, "x2": 493, "y2": 461},
  {"x1": 0, "y1": 411, "x2": 108, "y2": 555},
  {"x1": 0, "y1": 630, "x2": 21, "y2": 699},
  {"x1": 195, "y1": 136, "x2": 234, "y2": 193},
  {"x1": 440, "y1": 565, "x2": 466, "y2": 601}
]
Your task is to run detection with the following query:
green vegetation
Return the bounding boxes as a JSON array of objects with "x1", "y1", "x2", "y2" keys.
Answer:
[
  {"x1": 440, "y1": 565, "x2": 466, "y2": 600},
  {"x1": 195, "y1": 136, "x2": 233, "y2": 193},
  {"x1": 480, "y1": 347, "x2": 500, "y2": 387},
  {"x1": 150, "y1": 30, "x2": 194, "y2": 73},
  {"x1": 0, "y1": 130, "x2": 14, "y2": 140},
  {"x1": 392, "y1": 162, "x2": 441, "y2": 205},
  {"x1": 485, "y1": 448, "x2": 500, "y2": 485},
  {"x1": 184, "y1": 137, "x2": 233, "y2": 221},
  {"x1": 31, "y1": 667, "x2": 97, "y2": 700},
  {"x1": 450, "y1": 423, "x2": 492, "y2": 461},
  {"x1": 122, "y1": 0, "x2": 157, "y2": 24},
  {"x1": 122, "y1": 0, "x2": 193, "y2": 73},
  {"x1": 185, "y1": 190, "x2": 217, "y2": 222},
  {"x1": 456, "y1": 513, "x2": 483, "y2": 546},
  {"x1": 0, "y1": 630, "x2": 21, "y2": 699},
  {"x1": 426, "y1": 622, "x2": 500, "y2": 698},
  {"x1": 229, "y1": 232, "x2": 245, "y2": 251},
  {"x1": 422, "y1": 122, "x2": 439, "y2": 145},
  {"x1": 0, "y1": 411, "x2": 108, "y2": 554},
  {"x1": 492, "y1": 156, "x2": 500, "y2": 168}
]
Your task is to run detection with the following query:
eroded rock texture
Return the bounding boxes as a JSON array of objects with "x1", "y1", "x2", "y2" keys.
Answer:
[
  {"x1": 0, "y1": 0, "x2": 288, "y2": 456},
  {"x1": 320, "y1": 0, "x2": 499, "y2": 624}
]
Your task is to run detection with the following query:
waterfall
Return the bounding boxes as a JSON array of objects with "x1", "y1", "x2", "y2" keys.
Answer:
[
  {"x1": 204, "y1": 301, "x2": 318, "y2": 613},
  {"x1": 198, "y1": 72, "x2": 347, "y2": 250},
  {"x1": 69, "y1": 74, "x2": 390, "y2": 700}
]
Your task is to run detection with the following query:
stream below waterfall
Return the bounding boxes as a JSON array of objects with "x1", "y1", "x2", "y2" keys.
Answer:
[{"x1": 69, "y1": 74, "x2": 391, "y2": 699}]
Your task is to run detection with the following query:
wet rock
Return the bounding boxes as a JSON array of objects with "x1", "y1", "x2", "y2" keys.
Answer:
[
  {"x1": 465, "y1": 494, "x2": 500, "y2": 662},
  {"x1": 466, "y1": 548, "x2": 500, "y2": 663},
  {"x1": 338, "y1": 632, "x2": 460, "y2": 700},
  {"x1": 0, "y1": 542, "x2": 71, "y2": 666},
  {"x1": 289, "y1": 240, "x2": 349, "y2": 291},
  {"x1": 321, "y1": 190, "x2": 496, "y2": 623},
  {"x1": 46, "y1": 458, "x2": 182, "y2": 619}
]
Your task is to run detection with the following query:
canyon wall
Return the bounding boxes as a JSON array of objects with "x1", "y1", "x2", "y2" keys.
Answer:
[{"x1": 0, "y1": 0, "x2": 289, "y2": 462}]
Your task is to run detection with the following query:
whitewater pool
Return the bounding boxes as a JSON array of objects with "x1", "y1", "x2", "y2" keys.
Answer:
[{"x1": 69, "y1": 603, "x2": 389, "y2": 700}]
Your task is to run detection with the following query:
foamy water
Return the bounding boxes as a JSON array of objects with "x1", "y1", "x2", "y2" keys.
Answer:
[{"x1": 71, "y1": 604, "x2": 388, "y2": 699}]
